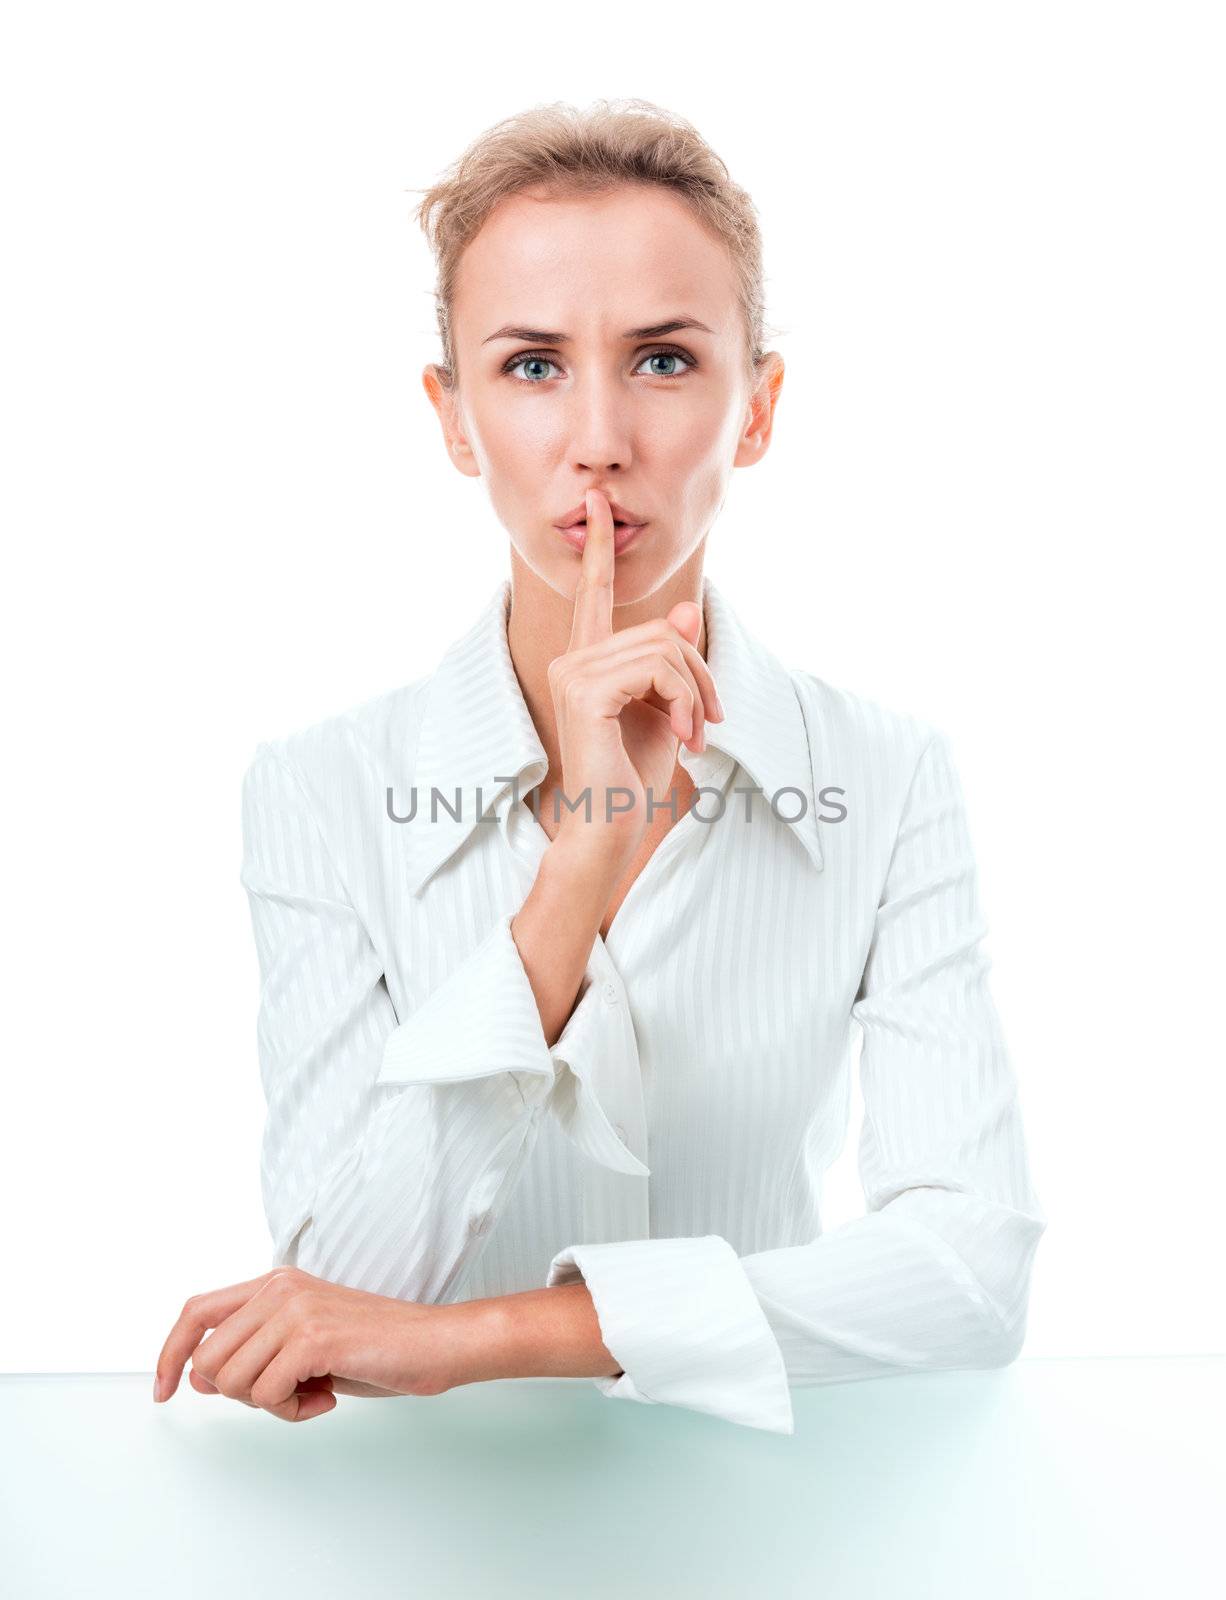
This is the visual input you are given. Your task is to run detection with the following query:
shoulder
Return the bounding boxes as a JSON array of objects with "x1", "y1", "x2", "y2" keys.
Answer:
[
  {"x1": 785, "y1": 670, "x2": 973, "y2": 880},
  {"x1": 789, "y1": 667, "x2": 945, "y2": 790},
  {"x1": 241, "y1": 675, "x2": 432, "y2": 825}
]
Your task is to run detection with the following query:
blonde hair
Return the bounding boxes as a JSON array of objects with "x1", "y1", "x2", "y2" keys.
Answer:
[{"x1": 409, "y1": 97, "x2": 778, "y2": 392}]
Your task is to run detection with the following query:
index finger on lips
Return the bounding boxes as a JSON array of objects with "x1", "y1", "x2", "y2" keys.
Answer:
[{"x1": 567, "y1": 488, "x2": 615, "y2": 652}]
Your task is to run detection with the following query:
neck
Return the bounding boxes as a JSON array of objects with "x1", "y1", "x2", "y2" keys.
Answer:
[{"x1": 506, "y1": 542, "x2": 708, "y2": 783}]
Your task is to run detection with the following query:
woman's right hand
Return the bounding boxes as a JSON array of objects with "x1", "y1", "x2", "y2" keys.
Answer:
[{"x1": 546, "y1": 487, "x2": 724, "y2": 864}]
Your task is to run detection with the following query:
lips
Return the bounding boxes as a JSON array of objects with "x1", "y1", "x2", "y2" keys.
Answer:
[
  {"x1": 554, "y1": 498, "x2": 648, "y2": 529},
  {"x1": 556, "y1": 520, "x2": 646, "y2": 556}
]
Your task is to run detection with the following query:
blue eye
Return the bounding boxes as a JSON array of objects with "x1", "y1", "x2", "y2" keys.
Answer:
[
  {"x1": 635, "y1": 350, "x2": 693, "y2": 377},
  {"x1": 504, "y1": 354, "x2": 561, "y2": 383},
  {"x1": 501, "y1": 347, "x2": 696, "y2": 383}
]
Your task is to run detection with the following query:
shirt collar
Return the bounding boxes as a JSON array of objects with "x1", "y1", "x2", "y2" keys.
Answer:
[{"x1": 405, "y1": 575, "x2": 825, "y2": 895}]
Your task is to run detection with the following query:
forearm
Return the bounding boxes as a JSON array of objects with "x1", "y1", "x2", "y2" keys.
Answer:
[
  {"x1": 510, "y1": 828, "x2": 629, "y2": 1047},
  {"x1": 443, "y1": 1282, "x2": 623, "y2": 1386}
]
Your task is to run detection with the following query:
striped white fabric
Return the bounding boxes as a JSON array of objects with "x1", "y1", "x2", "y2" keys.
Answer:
[{"x1": 240, "y1": 575, "x2": 1047, "y2": 1435}]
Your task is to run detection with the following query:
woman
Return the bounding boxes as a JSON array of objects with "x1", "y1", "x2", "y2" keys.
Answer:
[{"x1": 154, "y1": 99, "x2": 1047, "y2": 1433}]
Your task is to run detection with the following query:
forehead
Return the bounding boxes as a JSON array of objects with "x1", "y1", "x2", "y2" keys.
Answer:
[{"x1": 453, "y1": 184, "x2": 737, "y2": 340}]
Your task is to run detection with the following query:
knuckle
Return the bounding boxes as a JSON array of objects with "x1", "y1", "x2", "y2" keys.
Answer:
[
  {"x1": 191, "y1": 1345, "x2": 218, "y2": 1381},
  {"x1": 249, "y1": 1380, "x2": 279, "y2": 1412},
  {"x1": 561, "y1": 675, "x2": 587, "y2": 711},
  {"x1": 286, "y1": 1291, "x2": 327, "y2": 1334},
  {"x1": 297, "y1": 1318, "x2": 329, "y2": 1351},
  {"x1": 211, "y1": 1367, "x2": 244, "y2": 1401}
]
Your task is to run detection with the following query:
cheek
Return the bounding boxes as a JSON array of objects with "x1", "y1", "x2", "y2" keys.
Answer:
[
  {"x1": 678, "y1": 463, "x2": 729, "y2": 527},
  {"x1": 466, "y1": 385, "x2": 541, "y2": 447},
  {"x1": 653, "y1": 389, "x2": 738, "y2": 463},
  {"x1": 480, "y1": 406, "x2": 567, "y2": 488},
  {"x1": 655, "y1": 413, "x2": 735, "y2": 514}
]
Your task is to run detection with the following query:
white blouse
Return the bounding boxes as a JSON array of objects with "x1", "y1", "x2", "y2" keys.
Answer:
[{"x1": 240, "y1": 574, "x2": 1047, "y2": 1435}]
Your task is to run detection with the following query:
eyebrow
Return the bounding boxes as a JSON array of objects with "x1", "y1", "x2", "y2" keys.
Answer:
[{"x1": 481, "y1": 317, "x2": 716, "y2": 345}]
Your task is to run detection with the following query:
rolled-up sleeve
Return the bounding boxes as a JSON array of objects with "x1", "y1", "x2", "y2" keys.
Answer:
[
  {"x1": 241, "y1": 740, "x2": 610, "y2": 1301},
  {"x1": 545, "y1": 730, "x2": 1047, "y2": 1434}
]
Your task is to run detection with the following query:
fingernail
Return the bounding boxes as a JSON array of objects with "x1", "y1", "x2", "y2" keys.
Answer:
[
  {"x1": 152, "y1": 1374, "x2": 164, "y2": 1402},
  {"x1": 714, "y1": 695, "x2": 726, "y2": 720}
]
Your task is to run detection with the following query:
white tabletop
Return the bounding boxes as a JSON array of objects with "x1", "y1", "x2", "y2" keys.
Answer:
[{"x1": 1, "y1": 1357, "x2": 1221, "y2": 1598}]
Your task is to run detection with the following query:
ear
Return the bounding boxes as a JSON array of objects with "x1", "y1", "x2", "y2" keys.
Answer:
[
  {"x1": 423, "y1": 363, "x2": 480, "y2": 479},
  {"x1": 733, "y1": 352, "x2": 785, "y2": 469}
]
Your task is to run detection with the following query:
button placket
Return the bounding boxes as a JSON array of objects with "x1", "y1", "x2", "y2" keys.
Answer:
[
  {"x1": 575, "y1": 991, "x2": 650, "y2": 1243},
  {"x1": 501, "y1": 788, "x2": 650, "y2": 1242}
]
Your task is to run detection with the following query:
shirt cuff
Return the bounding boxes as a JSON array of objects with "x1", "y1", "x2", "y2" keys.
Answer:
[
  {"x1": 546, "y1": 1235, "x2": 796, "y2": 1434},
  {"x1": 377, "y1": 908, "x2": 560, "y2": 1103},
  {"x1": 377, "y1": 909, "x2": 649, "y2": 1178}
]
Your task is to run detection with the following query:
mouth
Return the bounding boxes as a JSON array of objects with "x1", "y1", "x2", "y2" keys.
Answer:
[
  {"x1": 555, "y1": 517, "x2": 647, "y2": 532},
  {"x1": 554, "y1": 519, "x2": 648, "y2": 555},
  {"x1": 553, "y1": 499, "x2": 649, "y2": 531}
]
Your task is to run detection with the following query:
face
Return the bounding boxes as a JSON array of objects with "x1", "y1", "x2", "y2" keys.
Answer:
[{"x1": 425, "y1": 183, "x2": 784, "y2": 602}]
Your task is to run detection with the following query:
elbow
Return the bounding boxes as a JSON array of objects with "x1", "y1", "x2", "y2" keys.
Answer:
[
  {"x1": 973, "y1": 1293, "x2": 1036, "y2": 1371},
  {"x1": 887, "y1": 1185, "x2": 1047, "y2": 1372},
  {"x1": 960, "y1": 1244, "x2": 1042, "y2": 1373},
  {"x1": 981, "y1": 1227, "x2": 1046, "y2": 1370},
  {"x1": 980, "y1": 1322, "x2": 1028, "y2": 1371}
]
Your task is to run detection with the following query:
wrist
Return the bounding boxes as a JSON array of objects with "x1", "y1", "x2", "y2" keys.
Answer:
[
  {"x1": 443, "y1": 1284, "x2": 622, "y2": 1384},
  {"x1": 432, "y1": 1296, "x2": 520, "y2": 1390},
  {"x1": 547, "y1": 816, "x2": 641, "y2": 887}
]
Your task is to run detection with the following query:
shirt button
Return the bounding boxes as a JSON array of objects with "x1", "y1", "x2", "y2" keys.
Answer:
[
  {"x1": 468, "y1": 1210, "x2": 490, "y2": 1237},
  {"x1": 602, "y1": 981, "x2": 619, "y2": 1005},
  {"x1": 614, "y1": 1122, "x2": 627, "y2": 1144}
]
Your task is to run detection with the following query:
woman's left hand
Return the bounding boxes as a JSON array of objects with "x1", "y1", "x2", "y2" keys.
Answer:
[{"x1": 153, "y1": 1267, "x2": 468, "y2": 1421}]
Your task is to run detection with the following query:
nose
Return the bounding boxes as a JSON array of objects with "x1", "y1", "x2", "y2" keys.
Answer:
[{"x1": 568, "y1": 369, "x2": 634, "y2": 477}]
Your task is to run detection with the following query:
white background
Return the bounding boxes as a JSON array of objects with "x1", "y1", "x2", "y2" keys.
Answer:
[{"x1": 2, "y1": 0, "x2": 1221, "y2": 1371}]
